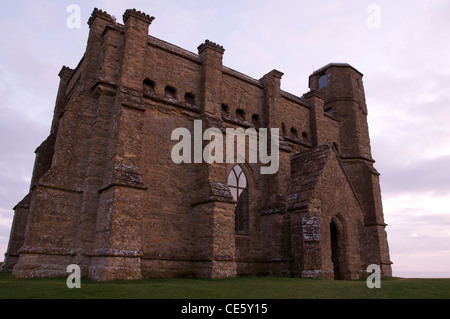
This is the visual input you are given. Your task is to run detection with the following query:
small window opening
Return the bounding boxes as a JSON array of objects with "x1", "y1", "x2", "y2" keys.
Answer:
[
  {"x1": 302, "y1": 131, "x2": 309, "y2": 140},
  {"x1": 319, "y1": 74, "x2": 328, "y2": 89},
  {"x1": 221, "y1": 104, "x2": 230, "y2": 117},
  {"x1": 236, "y1": 109, "x2": 245, "y2": 121},
  {"x1": 251, "y1": 114, "x2": 260, "y2": 129},
  {"x1": 290, "y1": 127, "x2": 298, "y2": 139},
  {"x1": 184, "y1": 92, "x2": 195, "y2": 105},
  {"x1": 143, "y1": 79, "x2": 155, "y2": 96},
  {"x1": 281, "y1": 123, "x2": 287, "y2": 136},
  {"x1": 164, "y1": 85, "x2": 177, "y2": 99}
]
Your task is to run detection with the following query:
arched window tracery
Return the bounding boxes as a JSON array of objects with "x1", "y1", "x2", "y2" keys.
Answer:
[{"x1": 227, "y1": 165, "x2": 249, "y2": 234}]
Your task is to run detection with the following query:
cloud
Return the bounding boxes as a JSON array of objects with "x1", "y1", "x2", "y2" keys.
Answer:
[
  {"x1": 0, "y1": 131, "x2": 43, "y2": 245},
  {"x1": 0, "y1": 107, "x2": 45, "y2": 244},
  {"x1": 0, "y1": 208, "x2": 15, "y2": 245},
  {"x1": 368, "y1": 73, "x2": 450, "y2": 198},
  {"x1": 378, "y1": 155, "x2": 450, "y2": 196},
  {"x1": 0, "y1": 0, "x2": 449, "y2": 276},
  {"x1": 385, "y1": 199, "x2": 450, "y2": 277}
]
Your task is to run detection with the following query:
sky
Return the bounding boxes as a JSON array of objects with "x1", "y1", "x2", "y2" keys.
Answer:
[{"x1": 0, "y1": 0, "x2": 449, "y2": 278}]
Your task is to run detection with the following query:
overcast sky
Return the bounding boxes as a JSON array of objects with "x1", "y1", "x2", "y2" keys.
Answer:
[{"x1": 0, "y1": 0, "x2": 449, "y2": 278}]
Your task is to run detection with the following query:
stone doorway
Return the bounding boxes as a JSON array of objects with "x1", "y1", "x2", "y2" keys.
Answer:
[{"x1": 330, "y1": 221, "x2": 341, "y2": 280}]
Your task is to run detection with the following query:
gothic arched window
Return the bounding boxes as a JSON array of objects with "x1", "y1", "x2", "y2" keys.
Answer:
[{"x1": 227, "y1": 165, "x2": 249, "y2": 234}]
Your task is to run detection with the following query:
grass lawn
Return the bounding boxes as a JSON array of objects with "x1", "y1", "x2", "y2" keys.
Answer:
[{"x1": 0, "y1": 272, "x2": 448, "y2": 299}]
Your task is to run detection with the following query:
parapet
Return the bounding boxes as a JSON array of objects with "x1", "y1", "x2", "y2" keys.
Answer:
[
  {"x1": 87, "y1": 8, "x2": 116, "y2": 27},
  {"x1": 58, "y1": 65, "x2": 74, "y2": 78},
  {"x1": 197, "y1": 39, "x2": 225, "y2": 54},
  {"x1": 123, "y1": 8, "x2": 155, "y2": 25}
]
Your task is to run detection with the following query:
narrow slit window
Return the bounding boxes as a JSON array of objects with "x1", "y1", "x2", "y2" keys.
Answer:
[
  {"x1": 221, "y1": 104, "x2": 230, "y2": 118},
  {"x1": 252, "y1": 114, "x2": 261, "y2": 129}
]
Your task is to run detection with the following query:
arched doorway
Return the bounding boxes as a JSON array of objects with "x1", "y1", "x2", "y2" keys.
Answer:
[{"x1": 330, "y1": 221, "x2": 341, "y2": 280}]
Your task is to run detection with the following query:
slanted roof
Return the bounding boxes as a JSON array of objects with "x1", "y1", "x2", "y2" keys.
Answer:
[{"x1": 286, "y1": 143, "x2": 334, "y2": 211}]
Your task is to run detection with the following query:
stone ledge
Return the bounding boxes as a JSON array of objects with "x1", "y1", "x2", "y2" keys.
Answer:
[
  {"x1": 89, "y1": 248, "x2": 143, "y2": 257},
  {"x1": 36, "y1": 183, "x2": 84, "y2": 194},
  {"x1": 143, "y1": 92, "x2": 201, "y2": 113},
  {"x1": 98, "y1": 181, "x2": 148, "y2": 193}
]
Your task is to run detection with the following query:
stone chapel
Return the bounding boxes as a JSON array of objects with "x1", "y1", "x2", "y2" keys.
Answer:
[{"x1": 2, "y1": 8, "x2": 392, "y2": 280}]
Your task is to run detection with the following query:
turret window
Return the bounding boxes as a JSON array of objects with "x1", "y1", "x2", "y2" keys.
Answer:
[{"x1": 319, "y1": 74, "x2": 328, "y2": 89}]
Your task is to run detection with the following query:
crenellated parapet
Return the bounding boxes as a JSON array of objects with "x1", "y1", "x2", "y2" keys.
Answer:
[
  {"x1": 87, "y1": 8, "x2": 116, "y2": 27},
  {"x1": 123, "y1": 8, "x2": 155, "y2": 25},
  {"x1": 197, "y1": 39, "x2": 225, "y2": 54}
]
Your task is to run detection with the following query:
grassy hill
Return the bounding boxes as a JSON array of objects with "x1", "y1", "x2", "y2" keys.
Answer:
[{"x1": 0, "y1": 273, "x2": 448, "y2": 299}]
